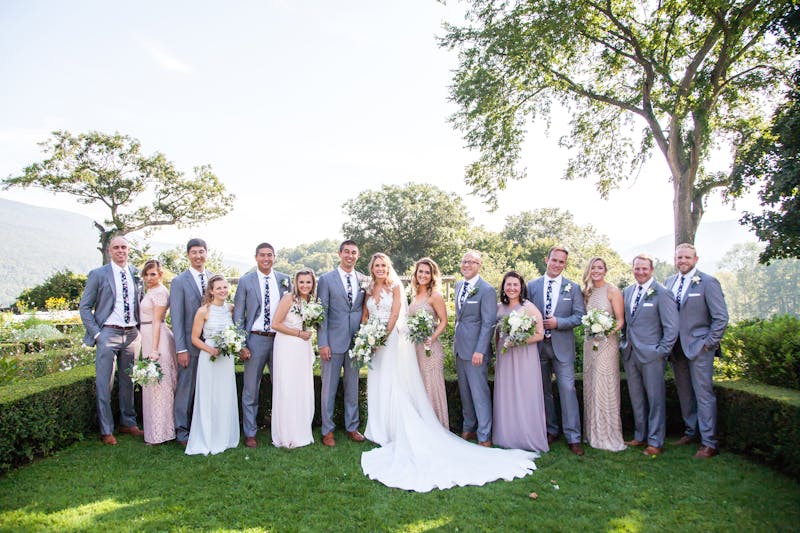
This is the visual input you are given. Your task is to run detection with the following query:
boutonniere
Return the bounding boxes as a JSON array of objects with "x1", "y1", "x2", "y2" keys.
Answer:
[
  {"x1": 691, "y1": 275, "x2": 701, "y2": 286},
  {"x1": 645, "y1": 288, "x2": 656, "y2": 300},
  {"x1": 281, "y1": 278, "x2": 289, "y2": 289},
  {"x1": 467, "y1": 286, "x2": 479, "y2": 298},
  {"x1": 359, "y1": 278, "x2": 370, "y2": 292},
  {"x1": 562, "y1": 284, "x2": 571, "y2": 294}
]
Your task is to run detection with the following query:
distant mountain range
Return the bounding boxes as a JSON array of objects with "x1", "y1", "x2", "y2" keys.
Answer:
[{"x1": 0, "y1": 198, "x2": 757, "y2": 306}]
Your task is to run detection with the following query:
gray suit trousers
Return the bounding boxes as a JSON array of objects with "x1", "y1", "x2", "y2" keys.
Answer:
[
  {"x1": 242, "y1": 333, "x2": 275, "y2": 437},
  {"x1": 671, "y1": 344, "x2": 717, "y2": 448},
  {"x1": 174, "y1": 346, "x2": 200, "y2": 442},
  {"x1": 539, "y1": 339, "x2": 581, "y2": 443},
  {"x1": 95, "y1": 326, "x2": 140, "y2": 435},
  {"x1": 320, "y1": 352, "x2": 360, "y2": 435},
  {"x1": 622, "y1": 351, "x2": 666, "y2": 447},
  {"x1": 455, "y1": 356, "x2": 492, "y2": 442}
]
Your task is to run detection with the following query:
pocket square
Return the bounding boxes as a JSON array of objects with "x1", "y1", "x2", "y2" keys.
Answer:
[
  {"x1": 688, "y1": 293, "x2": 701, "y2": 297},
  {"x1": 563, "y1": 298, "x2": 572, "y2": 301},
  {"x1": 643, "y1": 303, "x2": 654, "y2": 307},
  {"x1": 466, "y1": 300, "x2": 478, "y2": 304}
]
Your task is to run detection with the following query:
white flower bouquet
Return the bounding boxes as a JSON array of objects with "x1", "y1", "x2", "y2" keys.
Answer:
[
  {"x1": 407, "y1": 309, "x2": 435, "y2": 356},
  {"x1": 349, "y1": 318, "x2": 388, "y2": 369},
  {"x1": 292, "y1": 299, "x2": 326, "y2": 330},
  {"x1": 128, "y1": 357, "x2": 163, "y2": 387},
  {"x1": 210, "y1": 324, "x2": 247, "y2": 362},
  {"x1": 581, "y1": 309, "x2": 617, "y2": 351},
  {"x1": 498, "y1": 310, "x2": 537, "y2": 354}
]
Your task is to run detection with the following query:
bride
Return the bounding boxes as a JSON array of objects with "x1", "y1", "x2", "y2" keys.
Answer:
[{"x1": 360, "y1": 253, "x2": 538, "y2": 492}]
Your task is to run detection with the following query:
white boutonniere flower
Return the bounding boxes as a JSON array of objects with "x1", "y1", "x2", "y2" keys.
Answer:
[
  {"x1": 691, "y1": 275, "x2": 701, "y2": 286},
  {"x1": 645, "y1": 288, "x2": 656, "y2": 300},
  {"x1": 359, "y1": 278, "x2": 370, "y2": 291},
  {"x1": 281, "y1": 278, "x2": 289, "y2": 289},
  {"x1": 467, "y1": 286, "x2": 479, "y2": 298},
  {"x1": 562, "y1": 284, "x2": 571, "y2": 294}
]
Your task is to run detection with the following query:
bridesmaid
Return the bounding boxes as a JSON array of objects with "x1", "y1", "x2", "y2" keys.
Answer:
[
  {"x1": 493, "y1": 271, "x2": 548, "y2": 452},
  {"x1": 409, "y1": 257, "x2": 449, "y2": 429},
  {"x1": 139, "y1": 259, "x2": 177, "y2": 445},
  {"x1": 270, "y1": 269, "x2": 317, "y2": 449},
  {"x1": 581, "y1": 257, "x2": 626, "y2": 451}
]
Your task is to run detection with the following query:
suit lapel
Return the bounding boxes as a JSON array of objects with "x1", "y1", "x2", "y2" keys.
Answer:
[{"x1": 104, "y1": 264, "x2": 116, "y2": 298}]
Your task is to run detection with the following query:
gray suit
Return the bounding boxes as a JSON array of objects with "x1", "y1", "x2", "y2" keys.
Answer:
[
  {"x1": 527, "y1": 276, "x2": 585, "y2": 443},
  {"x1": 666, "y1": 270, "x2": 728, "y2": 448},
  {"x1": 169, "y1": 268, "x2": 213, "y2": 442},
  {"x1": 79, "y1": 263, "x2": 142, "y2": 435},
  {"x1": 620, "y1": 281, "x2": 679, "y2": 448},
  {"x1": 454, "y1": 277, "x2": 497, "y2": 443},
  {"x1": 317, "y1": 268, "x2": 366, "y2": 435},
  {"x1": 233, "y1": 269, "x2": 291, "y2": 438}
]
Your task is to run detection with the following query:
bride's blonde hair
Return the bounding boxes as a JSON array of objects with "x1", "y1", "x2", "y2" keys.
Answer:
[
  {"x1": 367, "y1": 252, "x2": 400, "y2": 290},
  {"x1": 581, "y1": 257, "x2": 607, "y2": 300}
]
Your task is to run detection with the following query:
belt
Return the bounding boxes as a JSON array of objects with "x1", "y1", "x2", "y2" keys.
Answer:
[
  {"x1": 250, "y1": 330, "x2": 276, "y2": 337},
  {"x1": 139, "y1": 321, "x2": 165, "y2": 325},
  {"x1": 104, "y1": 325, "x2": 137, "y2": 331},
  {"x1": 543, "y1": 336, "x2": 552, "y2": 342}
]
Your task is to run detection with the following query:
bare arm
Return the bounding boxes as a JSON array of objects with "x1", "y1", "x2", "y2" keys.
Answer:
[
  {"x1": 271, "y1": 294, "x2": 312, "y2": 341},
  {"x1": 149, "y1": 302, "x2": 167, "y2": 360},
  {"x1": 385, "y1": 284, "x2": 402, "y2": 333},
  {"x1": 429, "y1": 291, "x2": 448, "y2": 342},
  {"x1": 525, "y1": 302, "x2": 545, "y2": 344},
  {"x1": 608, "y1": 285, "x2": 625, "y2": 333},
  {"x1": 191, "y1": 305, "x2": 218, "y2": 357}
]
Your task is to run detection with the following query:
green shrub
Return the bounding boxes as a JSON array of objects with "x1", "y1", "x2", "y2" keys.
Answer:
[
  {"x1": 17, "y1": 269, "x2": 87, "y2": 310},
  {"x1": 720, "y1": 315, "x2": 800, "y2": 389}
]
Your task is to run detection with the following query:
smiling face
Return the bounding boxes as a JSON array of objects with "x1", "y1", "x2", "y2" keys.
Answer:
[
  {"x1": 371, "y1": 257, "x2": 388, "y2": 281},
  {"x1": 460, "y1": 252, "x2": 481, "y2": 280},
  {"x1": 590, "y1": 259, "x2": 607, "y2": 283},
  {"x1": 210, "y1": 278, "x2": 229, "y2": 301},
  {"x1": 633, "y1": 257, "x2": 654, "y2": 285},
  {"x1": 415, "y1": 262, "x2": 432, "y2": 288},
  {"x1": 675, "y1": 246, "x2": 699, "y2": 276},
  {"x1": 545, "y1": 250, "x2": 568, "y2": 278},
  {"x1": 296, "y1": 273, "x2": 314, "y2": 297},
  {"x1": 187, "y1": 245, "x2": 207, "y2": 271},
  {"x1": 503, "y1": 275, "x2": 522, "y2": 302},
  {"x1": 256, "y1": 246, "x2": 275, "y2": 275},
  {"x1": 108, "y1": 237, "x2": 129, "y2": 267},
  {"x1": 339, "y1": 244, "x2": 359, "y2": 272},
  {"x1": 142, "y1": 266, "x2": 163, "y2": 289}
]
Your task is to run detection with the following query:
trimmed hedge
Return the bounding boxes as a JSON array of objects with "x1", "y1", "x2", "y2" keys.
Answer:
[{"x1": 1, "y1": 369, "x2": 798, "y2": 479}]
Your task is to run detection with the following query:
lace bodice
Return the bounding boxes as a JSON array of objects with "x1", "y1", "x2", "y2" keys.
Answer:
[
  {"x1": 366, "y1": 288, "x2": 394, "y2": 321},
  {"x1": 203, "y1": 303, "x2": 233, "y2": 347}
]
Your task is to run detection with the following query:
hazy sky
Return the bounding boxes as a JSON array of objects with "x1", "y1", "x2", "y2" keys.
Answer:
[{"x1": 0, "y1": 1, "x2": 757, "y2": 261}]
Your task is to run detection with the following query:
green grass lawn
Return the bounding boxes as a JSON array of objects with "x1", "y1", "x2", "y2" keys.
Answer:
[{"x1": 1, "y1": 430, "x2": 798, "y2": 532}]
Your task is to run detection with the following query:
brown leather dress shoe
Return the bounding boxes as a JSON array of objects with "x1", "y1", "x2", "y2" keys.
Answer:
[
  {"x1": 643, "y1": 446, "x2": 663, "y2": 456},
  {"x1": 101, "y1": 434, "x2": 117, "y2": 445},
  {"x1": 245, "y1": 437, "x2": 257, "y2": 448},
  {"x1": 177, "y1": 440, "x2": 188, "y2": 448},
  {"x1": 568, "y1": 443, "x2": 585, "y2": 456},
  {"x1": 347, "y1": 430, "x2": 366, "y2": 442},
  {"x1": 625, "y1": 439, "x2": 646, "y2": 447},
  {"x1": 547, "y1": 433, "x2": 559, "y2": 445},
  {"x1": 694, "y1": 445, "x2": 718, "y2": 458},
  {"x1": 674, "y1": 435, "x2": 695, "y2": 446},
  {"x1": 461, "y1": 431, "x2": 477, "y2": 441},
  {"x1": 322, "y1": 432, "x2": 336, "y2": 447},
  {"x1": 479, "y1": 440, "x2": 492, "y2": 447},
  {"x1": 119, "y1": 425, "x2": 144, "y2": 436}
]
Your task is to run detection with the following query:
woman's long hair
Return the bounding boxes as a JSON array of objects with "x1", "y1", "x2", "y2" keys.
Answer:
[
  {"x1": 367, "y1": 252, "x2": 400, "y2": 290},
  {"x1": 499, "y1": 271, "x2": 527, "y2": 305},
  {"x1": 292, "y1": 268, "x2": 317, "y2": 303},
  {"x1": 582, "y1": 257, "x2": 607, "y2": 300},
  {"x1": 410, "y1": 257, "x2": 442, "y2": 297},
  {"x1": 202, "y1": 274, "x2": 228, "y2": 306}
]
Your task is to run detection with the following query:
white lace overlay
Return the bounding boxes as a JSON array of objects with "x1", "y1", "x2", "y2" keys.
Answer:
[{"x1": 361, "y1": 284, "x2": 538, "y2": 492}]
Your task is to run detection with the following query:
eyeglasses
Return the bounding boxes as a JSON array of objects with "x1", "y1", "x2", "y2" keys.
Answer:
[{"x1": 461, "y1": 260, "x2": 480, "y2": 265}]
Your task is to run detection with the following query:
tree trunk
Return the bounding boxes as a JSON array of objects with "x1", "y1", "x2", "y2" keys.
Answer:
[
  {"x1": 95, "y1": 221, "x2": 113, "y2": 265},
  {"x1": 672, "y1": 168, "x2": 702, "y2": 247}
]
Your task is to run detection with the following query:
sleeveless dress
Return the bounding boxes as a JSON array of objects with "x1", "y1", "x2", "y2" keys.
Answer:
[
  {"x1": 408, "y1": 296, "x2": 449, "y2": 429},
  {"x1": 493, "y1": 302, "x2": 549, "y2": 452},
  {"x1": 271, "y1": 304, "x2": 315, "y2": 448},
  {"x1": 582, "y1": 284, "x2": 626, "y2": 451},
  {"x1": 361, "y1": 286, "x2": 538, "y2": 492},
  {"x1": 185, "y1": 303, "x2": 240, "y2": 455},
  {"x1": 139, "y1": 284, "x2": 177, "y2": 444}
]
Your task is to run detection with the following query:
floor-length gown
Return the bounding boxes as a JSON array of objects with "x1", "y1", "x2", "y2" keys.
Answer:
[
  {"x1": 185, "y1": 303, "x2": 240, "y2": 455},
  {"x1": 493, "y1": 302, "x2": 549, "y2": 452},
  {"x1": 583, "y1": 284, "x2": 626, "y2": 452},
  {"x1": 139, "y1": 285, "x2": 177, "y2": 444},
  {"x1": 362, "y1": 286, "x2": 537, "y2": 492},
  {"x1": 408, "y1": 297, "x2": 449, "y2": 429},
  {"x1": 271, "y1": 305, "x2": 315, "y2": 448}
]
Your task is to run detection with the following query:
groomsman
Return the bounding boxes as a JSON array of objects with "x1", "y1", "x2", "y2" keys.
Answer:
[
  {"x1": 666, "y1": 243, "x2": 729, "y2": 458},
  {"x1": 317, "y1": 239, "x2": 367, "y2": 446},
  {"x1": 527, "y1": 246, "x2": 586, "y2": 455},
  {"x1": 620, "y1": 253, "x2": 679, "y2": 456},
  {"x1": 170, "y1": 238, "x2": 212, "y2": 446},
  {"x1": 234, "y1": 242, "x2": 292, "y2": 448},
  {"x1": 454, "y1": 250, "x2": 496, "y2": 447},
  {"x1": 79, "y1": 236, "x2": 144, "y2": 444}
]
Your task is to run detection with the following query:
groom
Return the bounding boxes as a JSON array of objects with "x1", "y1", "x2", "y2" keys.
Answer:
[
  {"x1": 170, "y1": 238, "x2": 213, "y2": 446},
  {"x1": 234, "y1": 242, "x2": 292, "y2": 448},
  {"x1": 317, "y1": 239, "x2": 367, "y2": 446},
  {"x1": 454, "y1": 250, "x2": 496, "y2": 447},
  {"x1": 621, "y1": 253, "x2": 679, "y2": 456}
]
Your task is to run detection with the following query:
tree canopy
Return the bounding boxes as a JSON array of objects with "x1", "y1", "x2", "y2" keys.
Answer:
[
  {"x1": 442, "y1": 0, "x2": 795, "y2": 245},
  {"x1": 3, "y1": 131, "x2": 235, "y2": 264}
]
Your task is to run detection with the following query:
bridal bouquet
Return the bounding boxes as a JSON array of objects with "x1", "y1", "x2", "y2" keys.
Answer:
[
  {"x1": 128, "y1": 357, "x2": 163, "y2": 388},
  {"x1": 498, "y1": 310, "x2": 537, "y2": 354},
  {"x1": 291, "y1": 299, "x2": 326, "y2": 330},
  {"x1": 211, "y1": 324, "x2": 247, "y2": 362},
  {"x1": 349, "y1": 318, "x2": 388, "y2": 369},
  {"x1": 581, "y1": 309, "x2": 617, "y2": 351},
  {"x1": 406, "y1": 309, "x2": 434, "y2": 356}
]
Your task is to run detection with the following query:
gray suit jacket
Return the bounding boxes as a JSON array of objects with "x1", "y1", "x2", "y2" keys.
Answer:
[
  {"x1": 169, "y1": 269, "x2": 213, "y2": 354},
  {"x1": 527, "y1": 276, "x2": 585, "y2": 362},
  {"x1": 233, "y1": 270, "x2": 292, "y2": 331},
  {"x1": 620, "y1": 281, "x2": 679, "y2": 364},
  {"x1": 665, "y1": 270, "x2": 729, "y2": 360},
  {"x1": 454, "y1": 277, "x2": 497, "y2": 360},
  {"x1": 317, "y1": 269, "x2": 367, "y2": 354},
  {"x1": 79, "y1": 263, "x2": 142, "y2": 347}
]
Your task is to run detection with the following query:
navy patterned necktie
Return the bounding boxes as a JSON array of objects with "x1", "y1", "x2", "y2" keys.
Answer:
[
  {"x1": 632, "y1": 285, "x2": 644, "y2": 316},
  {"x1": 545, "y1": 280, "x2": 554, "y2": 337},
  {"x1": 263, "y1": 275, "x2": 271, "y2": 328},
  {"x1": 199, "y1": 272, "x2": 206, "y2": 295},
  {"x1": 346, "y1": 274, "x2": 353, "y2": 306},
  {"x1": 459, "y1": 282, "x2": 469, "y2": 307},
  {"x1": 120, "y1": 269, "x2": 131, "y2": 324},
  {"x1": 675, "y1": 276, "x2": 685, "y2": 311}
]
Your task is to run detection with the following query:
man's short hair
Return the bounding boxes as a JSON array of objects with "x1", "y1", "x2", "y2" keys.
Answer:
[
  {"x1": 186, "y1": 238, "x2": 207, "y2": 253},
  {"x1": 255, "y1": 242, "x2": 275, "y2": 255},
  {"x1": 547, "y1": 245, "x2": 569, "y2": 259},
  {"x1": 339, "y1": 239, "x2": 358, "y2": 252},
  {"x1": 632, "y1": 253, "x2": 654, "y2": 269}
]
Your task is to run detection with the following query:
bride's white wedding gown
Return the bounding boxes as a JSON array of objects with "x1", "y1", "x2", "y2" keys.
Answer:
[{"x1": 362, "y1": 286, "x2": 538, "y2": 492}]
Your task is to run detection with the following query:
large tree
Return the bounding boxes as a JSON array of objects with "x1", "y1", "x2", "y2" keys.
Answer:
[
  {"x1": 4, "y1": 131, "x2": 235, "y2": 264},
  {"x1": 341, "y1": 183, "x2": 471, "y2": 274},
  {"x1": 442, "y1": 0, "x2": 795, "y2": 245}
]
